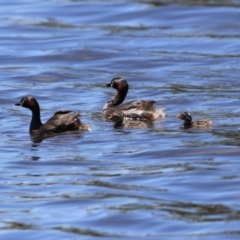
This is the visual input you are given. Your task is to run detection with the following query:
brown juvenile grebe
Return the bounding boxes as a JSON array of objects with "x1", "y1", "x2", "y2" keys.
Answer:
[
  {"x1": 177, "y1": 112, "x2": 213, "y2": 128},
  {"x1": 15, "y1": 96, "x2": 91, "y2": 137},
  {"x1": 108, "y1": 114, "x2": 148, "y2": 129},
  {"x1": 102, "y1": 77, "x2": 165, "y2": 121}
]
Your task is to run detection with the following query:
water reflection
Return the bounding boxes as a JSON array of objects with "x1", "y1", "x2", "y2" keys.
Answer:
[{"x1": 31, "y1": 156, "x2": 41, "y2": 161}]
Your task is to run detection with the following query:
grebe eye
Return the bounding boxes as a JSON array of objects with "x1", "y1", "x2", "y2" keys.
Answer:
[{"x1": 111, "y1": 81, "x2": 116, "y2": 87}]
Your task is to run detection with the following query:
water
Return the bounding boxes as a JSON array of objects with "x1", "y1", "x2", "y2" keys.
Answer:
[{"x1": 0, "y1": 0, "x2": 240, "y2": 239}]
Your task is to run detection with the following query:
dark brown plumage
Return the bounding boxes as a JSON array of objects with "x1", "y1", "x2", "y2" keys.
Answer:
[
  {"x1": 15, "y1": 96, "x2": 90, "y2": 137},
  {"x1": 177, "y1": 112, "x2": 213, "y2": 128},
  {"x1": 108, "y1": 114, "x2": 148, "y2": 129},
  {"x1": 102, "y1": 77, "x2": 165, "y2": 121}
]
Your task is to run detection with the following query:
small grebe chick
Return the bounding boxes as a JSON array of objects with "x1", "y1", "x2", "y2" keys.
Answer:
[
  {"x1": 108, "y1": 114, "x2": 148, "y2": 129},
  {"x1": 177, "y1": 112, "x2": 212, "y2": 128}
]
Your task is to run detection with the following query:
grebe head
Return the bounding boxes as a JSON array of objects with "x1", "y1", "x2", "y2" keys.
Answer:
[
  {"x1": 108, "y1": 114, "x2": 124, "y2": 128},
  {"x1": 106, "y1": 77, "x2": 128, "y2": 90},
  {"x1": 177, "y1": 112, "x2": 192, "y2": 122},
  {"x1": 15, "y1": 96, "x2": 40, "y2": 111}
]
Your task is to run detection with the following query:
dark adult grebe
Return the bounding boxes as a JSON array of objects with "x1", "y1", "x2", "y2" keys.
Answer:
[
  {"x1": 102, "y1": 77, "x2": 165, "y2": 121},
  {"x1": 15, "y1": 96, "x2": 90, "y2": 137}
]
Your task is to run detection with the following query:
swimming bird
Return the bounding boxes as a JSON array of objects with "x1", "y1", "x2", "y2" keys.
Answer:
[
  {"x1": 102, "y1": 77, "x2": 165, "y2": 121},
  {"x1": 15, "y1": 96, "x2": 90, "y2": 138},
  {"x1": 108, "y1": 114, "x2": 148, "y2": 129},
  {"x1": 177, "y1": 112, "x2": 212, "y2": 128}
]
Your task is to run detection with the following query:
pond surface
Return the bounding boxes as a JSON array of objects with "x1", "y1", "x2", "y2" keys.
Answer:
[{"x1": 0, "y1": 0, "x2": 240, "y2": 239}]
